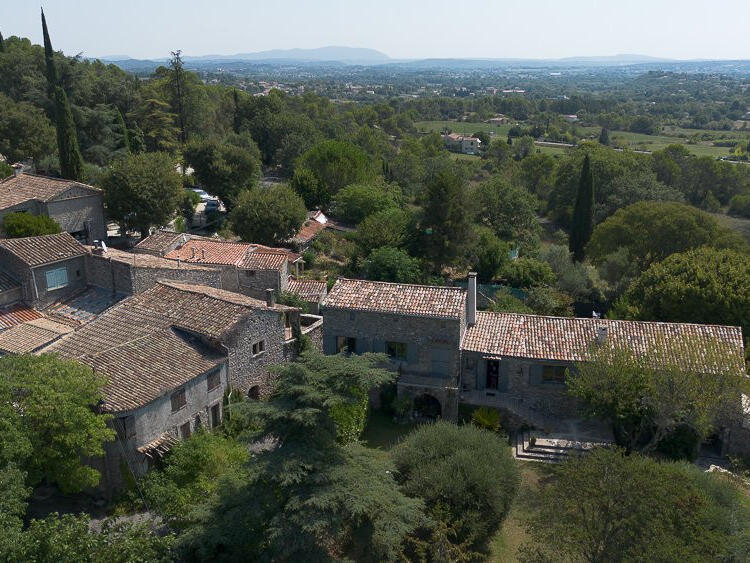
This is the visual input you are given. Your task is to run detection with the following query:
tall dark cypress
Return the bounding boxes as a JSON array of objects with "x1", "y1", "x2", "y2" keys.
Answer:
[
  {"x1": 55, "y1": 86, "x2": 84, "y2": 181},
  {"x1": 41, "y1": 9, "x2": 57, "y2": 92},
  {"x1": 569, "y1": 154, "x2": 594, "y2": 262},
  {"x1": 0, "y1": 31, "x2": 5, "y2": 53},
  {"x1": 115, "y1": 107, "x2": 131, "y2": 153},
  {"x1": 598, "y1": 127, "x2": 610, "y2": 146}
]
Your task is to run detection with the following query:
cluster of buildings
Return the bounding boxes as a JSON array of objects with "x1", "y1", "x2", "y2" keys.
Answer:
[
  {"x1": 0, "y1": 172, "x2": 748, "y2": 493},
  {"x1": 442, "y1": 132, "x2": 482, "y2": 155}
]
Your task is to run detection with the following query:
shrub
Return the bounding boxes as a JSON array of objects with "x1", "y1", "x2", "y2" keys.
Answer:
[
  {"x1": 2, "y1": 212, "x2": 61, "y2": 238},
  {"x1": 391, "y1": 395, "x2": 412, "y2": 419},
  {"x1": 501, "y1": 257, "x2": 555, "y2": 288},
  {"x1": 471, "y1": 407, "x2": 501, "y2": 433},
  {"x1": 728, "y1": 194, "x2": 750, "y2": 218}
]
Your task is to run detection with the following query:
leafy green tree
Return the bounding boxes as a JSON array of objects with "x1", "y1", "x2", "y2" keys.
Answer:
[
  {"x1": 0, "y1": 30, "x2": 4, "y2": 53},
  {"x1": 522, "y1": 448, "x2": 750, "y2": 562},
  {"x1": 473, "y1": 226, "x2": 510, "y2": 283},
  {"x1": 475, "y1": 177, "x2": 540, "y2": 249},
  {"x1": 128, "y1": 98, "x2": 179, "y2": 153},
  {"x1": 101, "y1": 152, "x2": 182, "y2": 238},
  {"x1": 330, "y1": 181, "x2": 401, "y2": 225},
  {"x1": 354, "y1": 207, "x2": 411, "y2": 252},
  {"x1": 519, "y1": 152, "x2": 556, "y2": 199},
  {"x1": 393, "y1": 421, "x2": 520, "y2": 559},
  {"x1": 2, "y1": 212, "x2": 61, "y2": 237},
  {"x1": 501, "y1": 257, "x2": 556, "y2": 289},
  {"x1": 729, "y1": 194, "x2": 750, "y2": 218},
  {"x1": 488, "y1": 288, "x2": 534, "y2": 314},
  {"x1": 293, "y1": 140, "x2": 374, "y2": 208},
  {"x1": 184, "y1": 138, "x2": 260, "y2": 209},
  {"x1": 40, "y1": 9, "x2": 57, "y2": 94},
  {"x1": 568, "y1": 337, "x2": 748, "y2": 454},
  {"x1": 417, "y1": 163, "x2": 473, "y2": 274},
  {"x1": 0, "y1": 93, "x2": 56, "y2": 163},
  {"x1": 569, "y1": 154, "x2": 594, "y2": 261},
  {"x1": 362, "y1": 246, "x2": 423, "y2": 284},
  {"x1": 180, "y1": 351, "x2": 425, "y2": 561},
  {"x1": 612, "y1": 247, "x2": 750, "y2": 340},
  {"x1": 0, "y1": 354, "x2": 114, "y2": 492},
  {"x1": 229, "y1": 185, "x2": 306, "y2": 246},
  {"x1": 587, "y1": 201, "x2": 748, "y2": 273},
  {"x1": 115, "y1": 107, "x2": 130, "y2": 153},
  {"x1": 525, "y1": 286, "x2": 574, "y2": 317},
  {"x1": 512, "y1": 135, "x2": 536, "y2": 160}
]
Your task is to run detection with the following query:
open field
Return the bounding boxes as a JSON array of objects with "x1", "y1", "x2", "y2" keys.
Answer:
[
  {"x1": 417, "y1": 120, "x2": 742, "y2": 158},
  {"x1": 713, "y1": 212, "x2": 750, "y2": 243}
]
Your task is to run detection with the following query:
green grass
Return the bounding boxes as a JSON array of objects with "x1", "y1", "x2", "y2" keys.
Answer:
[
  {"x1": 361, "y1": 409, "x2": 417, "y2": 451},
  {"x1": 712, "y1": 212, "x2": 750, "y2": 243},
  {"x1": 416, "y1": 120, "x2": 512, "y2": 137}
]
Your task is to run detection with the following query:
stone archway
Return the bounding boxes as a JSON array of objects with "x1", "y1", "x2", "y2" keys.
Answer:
[
  {"x1": 414, "y1": 393, "x2": 442, "y2": 420},
  {"x1": 248, "y1": 385, "x2": 261, "y2": 400}
]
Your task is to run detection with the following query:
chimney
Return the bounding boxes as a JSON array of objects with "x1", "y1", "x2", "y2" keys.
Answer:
[
  {"x1": 191, "y1": 247, "x2": 196, "y2": 259},
  {"x1": 596, "y1": 325, "x2": 608, "y2": 345},
  {"x1": 11, "y1": 163, "x2": 23, "y2": 177},
  {"x1": 467, "y1": 272, "x2": 477, "y2": 327},
  {"x1": 265, "y1": 288, "x2": 276, "y2": 307},
  {"x1": 201, "y1": 249, "x2": 206, "y2": 260}
]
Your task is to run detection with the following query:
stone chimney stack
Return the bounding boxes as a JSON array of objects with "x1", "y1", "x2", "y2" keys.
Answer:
[
  {"x1": 467, "y1": 272, "x2": 477, "y2": 327},
  {"x1": 596, "y1": 325, "x2": 608, "y2": 345},
  {"x1": 12, "y1": 163, "x2": 23, "y2": 177},
  {"x1": 266, "y1": 288, "x2": 276, "y2": 308}
]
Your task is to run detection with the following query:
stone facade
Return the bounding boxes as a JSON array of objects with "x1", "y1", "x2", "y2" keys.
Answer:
[
  {"x1": 0, "y1": 250, "x2": 87, "y2": 308},
  {"x1": 321, "y1": 307, "x2": 464, "y2": 419},
  {"x1": 238, "y1": 264, "x2": 289, "y2": 300},
  {"x1": 96, "y1": 362, "x2": 229, "y2": 493},
  {"x1": 44, "y1": 191, "x2": 107, "y2": 243}
]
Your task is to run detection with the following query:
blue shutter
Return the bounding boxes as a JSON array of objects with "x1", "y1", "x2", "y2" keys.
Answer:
[
  {"x1": 323, "y1": 334, "x2": 337, "y2": 355},
  {"x1": 407, "y1": 343, "x2": 418, "y2": 364},
  {"x1": 372, "y1": 340, "x2": 386, "y2": 353},
  {"x1": 355, "y1": 338, "x2": 369, "y2": 355},
  {"x1": 529, "y1": 364, "x2": 543, "y2": 385}
]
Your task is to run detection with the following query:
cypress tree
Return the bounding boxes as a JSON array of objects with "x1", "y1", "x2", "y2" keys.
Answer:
[
  {"x1": 41, "y1": 9, "x2": 57, "y2": 93},
  {"x1": 598, "y1": 127, "x2": 610, "y2": 146},
  {"x1": 116, "y1": 107, "x2": 131, "y2": 153},
  {"x1": 0, "y1": 31, "x2": 5, "y2": 53},
  {"x1": 54, "y1": 86, "x2": 84, "y2": 181},
  {"x1": 569, "y1": 154, "x2": 594, "y2": 262}
]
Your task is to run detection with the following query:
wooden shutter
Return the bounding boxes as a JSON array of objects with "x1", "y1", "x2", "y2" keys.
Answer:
[
  {"x1": 529, "y1": 364, "x2": 543, "y2": 385},
  {"x1": 323, "y1": 334, "x2": 337, "y2": 355},
  {"x1": 407, "y1": 343, "x2": 418, "y2": 364}
]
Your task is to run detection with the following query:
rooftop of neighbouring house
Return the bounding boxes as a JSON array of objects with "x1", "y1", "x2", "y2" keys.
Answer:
[
  {"x1": 0, "y1": 173, "x2": 101, "y2": 210},
  {"x1": 162, "y1": 237, "x2": 297, "y2": 270},
  {"x1": 0, "y1": 317, "x2": 73, "y2": 355},
  {"x1": 43, "y1": 280, "x2": 296, "y2": 412},
  {"x1": 87, "y1": 246, "x2": 218, "y2": 271},
  {"x1": 462, "y1": 311, "x2": 746, "y2": 372},
  {"x1": 0, "y1": 304, "x2": 43, "y2": 330},
  {"x1": 291, "y1": 210, "x2": 329, "y2": 244},
  {"x1": 288, "y1": 278, "x2": 328, "y2": 301},
  {"x1": 0, "y1": 232, "x2": 86, "y2": 267},
  {"x1": 133, "y1": 230, "x2": 188, "y2": 254},
  {"x1": 44, "y1": 286, "x2": 126, "y2": 326},
  {"x1": 322, "y1": 278, "x2": 466, "y2": 320}
]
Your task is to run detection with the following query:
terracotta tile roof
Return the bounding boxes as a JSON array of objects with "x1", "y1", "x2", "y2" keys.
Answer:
[
  {"x1": 462, "y1": 311, "x2": 746, "y2": 371},
  {"x1": 44, "y1": 286, "x2": 125, "y2": 326},
  {"x1": 0, "y1": 304, "x2": 42, "y2": 329},
  {"x1": 88, "y1": 247, "x2": 217, "y2": 271},
  {"x1": 0, "y1": 173, "x2": 100, "y2": 210},
  {"x1": 164, "y1": 239, "x2": 252, "y2": 266},
  {"x1": 0, "y1": 232, "x2": 86, "y2": 267},
  {"x1": 242, "y1": 251, "x2": 287, "y2": 270},
  {"x1": 252, "y1": 245, "x2": 301, "y2": 263},
  {"x1": 133, "y1": 230, "x2": 186, "y2": 254},
  {"x1": 0, "y1": 270, "x2": 19, "y2": 292},
  {"x1": 292, "y1": 218, "x2": 327, "y2": 244},
  {"x1": 0, "y1": 317, "x2": 73, "y2": 354},
  {"x1": 288, "y1": 278, "x2": 327, "y2": 301},
  {"x1": 322, "y1": 278, "x2": 466, "y2": 319}
]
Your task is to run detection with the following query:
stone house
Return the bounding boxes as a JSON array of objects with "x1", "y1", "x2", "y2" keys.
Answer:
[
  {"x1": 321, "y1": 277, "x2": 468, "y2": 420},
  {"x1": 287, "y1": 278, "x2": 328, "y2": 314},
  {"x1": 0, "y1": 172, "x2": 106, "y2": 243},
  {"x1": 443, "y1": 133, "x2": 482, "y2": 155},
  {"x1": 42, "y1": 280, "x2": 323, "y2": 492}
]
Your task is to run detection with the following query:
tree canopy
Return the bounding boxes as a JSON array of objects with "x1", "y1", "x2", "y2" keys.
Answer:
[
  {"x1": 2, "y1": 212, "x2": 60, "y2": 238},
  {"x1": 229, "y1": 184, "x2": 306, "y2": 246}
]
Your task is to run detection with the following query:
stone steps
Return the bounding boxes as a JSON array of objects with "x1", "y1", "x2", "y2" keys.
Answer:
[{"x1": 513, "y1": 431, "x2": 611, "y2": 463}]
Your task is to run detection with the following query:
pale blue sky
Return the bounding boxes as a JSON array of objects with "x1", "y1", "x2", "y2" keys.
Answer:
[{"x1": 3, "y1": 0, "x2": 749, "y2": 61}]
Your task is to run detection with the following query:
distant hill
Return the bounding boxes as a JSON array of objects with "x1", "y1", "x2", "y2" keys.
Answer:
[{"x1": 182, "y1": 47, "x2": 390, "y2": 64}]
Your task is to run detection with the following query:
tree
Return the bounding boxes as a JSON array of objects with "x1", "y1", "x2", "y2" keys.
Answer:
[
  {"x1": 475, "y1": 177, "x2": 540, "y2": 249},
  {"x1": 598, "y1": 126, "x2": 610, "y2": 146},
  {"x1": 473, "y1": 226, "x2": 510, "y2": 283},
  {"x1": 2, "y1": 212, "x2": 61, "y2": 238},
  {"x1": 0, "y1": 93, "x2": 56, "y2": 163},
  {"x1": 101, "y1": 152, "x2": 182, "y2": 237},
  {"x1": 569, "y1": 154, "x2": 594, "y2": 261},
  {"x1": 612, "y1": 247, "x2": 750, "y2": 340},
  {"x1": 128, "y1": 98, "x2": 179, "y2": 153},
  {"x1": 362, "y1": 246, "x2": 422, "y2": 284},
  {"x1": 392, "y1": 421, "x2": 520, "y2": 559},
  {"x1": 0, "y1": 354, "x2": 114, "y2": 492},
  {"x1": 567, "y1": 337, "x2": 748, "y2": 455},
  {"x1": 354, "y1": 207, "x2": 411, "y2": 252},
  {"x1": 417, "y1": 163, "x2": 473, "y2": 274},
  {"x1": 729, "y1": 194, "x2": 750, "y2": 218},
  {"x1": 169, "y1": 50, "x2": 188, "y2": 144},
  {"x1": 293, "y1": 140, "x2": 374, "y2": 208},
  {"x1": 488, "y1": 289, "x2": 533, "y2": 314},
  {"x1": 0, "y1": 30, "x2": 4, "y2": 53},
  {"x1": 587, "y1": 201, "x2": 748, "y2": 273},
  {"x1": 525, "y1": 286, "x2": 574, "y2": 317},
  {"x1": 229, "y1": 185, "x2": 306, "y2": 246},
  {"x1": 501, "y1": 257, "x2": 556, "y2": 289},
  {"x1": 512, "y1": 135, "x2": 536, "y2": 160},
  {"x1": 40, "y1": 9, "x2": 57, "y2": 94},
  {"x1": 184, "y1": 139, "x2": 260, "y2": 209},
  {"x1": 115, "y1": 107, "x2": 131, "y2": 153},
  {"x1": 179, "y1": 351, "x2": 425, "y2": 561},
  {"x1": 53, "y1": 86, "x2": 85, "y2": 181},
  {"x1": 330, "y1": 181, "x2": 401, "y2": 225},
  {"x1": 522, "y1": 448, "x2": 750, "y2": 562}
]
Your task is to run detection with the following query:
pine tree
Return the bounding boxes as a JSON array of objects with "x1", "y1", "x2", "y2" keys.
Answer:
[
  {"x1": 41, "y1": 9, "x2": 57, "y2": 94},
  {"x1": 599, "y1": 127, "x2": 610, "y2": 146},
  {"x1": 569, "y1": 154, "x2": 594, "y2": 262},
  {"x1": 54, "y1": 86, "x2": 85, "y2": 181}
]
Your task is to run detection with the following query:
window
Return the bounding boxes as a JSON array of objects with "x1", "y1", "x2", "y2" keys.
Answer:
[
  {"x1": 207, "y1": 370, "x2": 221, "y2": 391},
  {"x1": 386, "y1": 341, "x2": 407, "y2": 361},
  {"x1": 45, "y1": 267, "x2": 68, "y2": 290},
  {"x1": 542, "y1": 365, "x2": 567, "y2": 384},
  {"x1": 210, "y1": 404, "x2": 221, "y2": 428},
  {"x1": 76, "y1": 269, "x2": 81, "y2": 278},
  {"x1": 252, "y1": 340, "x2": 266, "y2": 356},
  {"x1": 171, "y1": 388, "x2": 186, "y2": 412},
  {"x1": 336, "y1": 336, "x2": 356, "y2": 354},
  {"x1": 179, "y1": 421, "x2": 191, "y2": 440},
  {"x1": 486, "y1": 360, "x2": 500, "y2": 390}
]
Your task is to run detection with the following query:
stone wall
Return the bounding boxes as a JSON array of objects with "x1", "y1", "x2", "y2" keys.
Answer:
[
  {"x1": 31, "y1": 257, "x2": 88, "y2": 307},
  {"x1": 238, "y1": 267, "x2": 283, "y2": 300},
  {"x1": 85, "y1": 253, "x2": 134, "y2": 294},
  {"x1": 45, "y1": 193, "x2": 106, "y2": 243},
  {"x1": 130, "y1": 264, "x2": 222, "y2": 294}
]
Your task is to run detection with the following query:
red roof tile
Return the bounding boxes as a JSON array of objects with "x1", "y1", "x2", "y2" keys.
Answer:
[
  {"x1": 288, "y1": 278, "x2": 327, "y2": 301},
  {"x1": 0, "y1": 304, "x2": 42, "y2": 329},
  {"x1": 164, "y1": 239, "x2": 251, "y2": 266}
]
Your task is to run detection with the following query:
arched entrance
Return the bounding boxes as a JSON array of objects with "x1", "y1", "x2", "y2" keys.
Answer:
[
  {"x1": 248, "y1": 385, "x2": 261, "y2": 400},
  {"x1": 413, "y1": 393, "x2": 442, "y2": 420}
]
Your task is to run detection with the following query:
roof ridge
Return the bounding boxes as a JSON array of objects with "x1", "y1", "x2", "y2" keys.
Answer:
[
  {"x1": 335, "y1": 277, "x2": 466, "y2": 292},
  {"x1": 156, "y1": 279, "x2": 269, "y2": 309}
]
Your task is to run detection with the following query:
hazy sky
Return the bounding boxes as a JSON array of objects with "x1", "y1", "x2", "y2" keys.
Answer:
[{"x1": 4, "y1": 0, "x2": 749, "y2": 61}]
